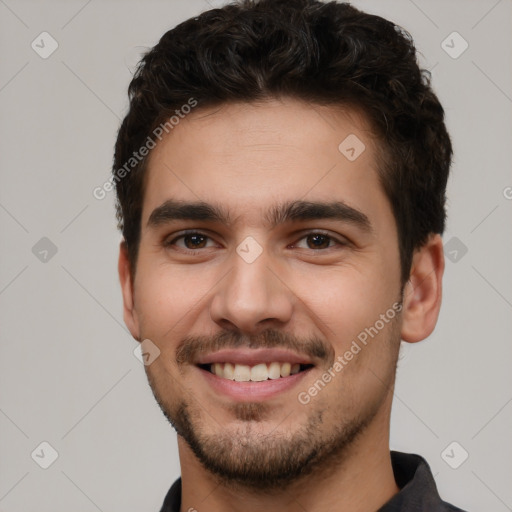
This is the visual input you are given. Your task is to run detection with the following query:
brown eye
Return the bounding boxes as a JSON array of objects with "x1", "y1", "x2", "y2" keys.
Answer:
[
  {"x1": 165, "y1": 231, "x2": 216, "y2": 251},
  {"x1": 291, "y1": 232, "x2": 343, "y2": 250},
  {"x1": 305, "y1": 233, "x2": 332, "y2": 249},
  {"x1": 182, "y1": 234, "x2": 208, "y2": 249}
]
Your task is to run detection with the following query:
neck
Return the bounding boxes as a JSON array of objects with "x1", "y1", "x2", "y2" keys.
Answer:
[{"x1": 177, "y1": 409, "x2": 399, "y2": 512}]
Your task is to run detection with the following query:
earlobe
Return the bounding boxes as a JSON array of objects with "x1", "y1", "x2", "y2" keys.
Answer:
[
  {"x1": 118, "y1": 240, "x2": 141, "y2": 341},
  {"x1": 400, "y1": 234, "x2": 445, "y2": 343}
]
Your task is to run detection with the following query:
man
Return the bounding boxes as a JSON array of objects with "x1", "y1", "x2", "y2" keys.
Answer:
[{"x1": 113, "y1": 0, "x2": 467, "y2": 510}]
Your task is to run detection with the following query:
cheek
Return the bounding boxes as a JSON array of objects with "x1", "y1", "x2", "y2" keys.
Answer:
[
  {"x1": 291, "y1": 264, "x2": 397, "y2": 347},
  {"x1": 134, "y1": 259, "x2": 208, "y2": 336}
]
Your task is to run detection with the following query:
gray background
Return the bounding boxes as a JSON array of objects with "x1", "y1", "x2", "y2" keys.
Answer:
[{"x1": 0, "y1": 0, "x2": 511, "y2": 510}]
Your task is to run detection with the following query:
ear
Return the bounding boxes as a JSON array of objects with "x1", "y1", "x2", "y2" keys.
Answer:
[
  {"x1": 118, "y1": 240, "x2": 141, "y2": 341},
  {"x1": 401, "y1": 234, "x2": 445, "y2": 343}
]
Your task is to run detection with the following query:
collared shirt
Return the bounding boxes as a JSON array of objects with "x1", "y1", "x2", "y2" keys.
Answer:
[{"x1": 159, "y1": 451, "x2": 468, "y2": 511}]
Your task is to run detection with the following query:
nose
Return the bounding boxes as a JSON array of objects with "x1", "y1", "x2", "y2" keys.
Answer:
[{"x1": 209, "y1": 249, "x2": 294, "y2": 334}]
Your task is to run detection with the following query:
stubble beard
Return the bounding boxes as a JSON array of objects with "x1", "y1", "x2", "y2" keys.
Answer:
[
  {"x1": 167, "y1": 397, "x2": 376, "y2": 492},
  {"x1": 147, "y1": 369, "x2": 396, "y2": 490},
  {"x1": 145, "y1": 316, "x2": 401, "y2": 492}
]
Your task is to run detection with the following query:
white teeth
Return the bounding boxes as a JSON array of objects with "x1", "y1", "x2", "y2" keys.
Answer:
[
  {"x1": 280, "y1": 362, "x2": 291, "y2": 377},
  {"x1": 250, "y1": 363, "x2": 269, "y2": 381},
  {"x1": 268, "y1": 362, "x2": 281, "y2": 380},
  {"x1": 223, "y1": 362, "x2": 235, "y2": 380},
  {"x1": 207, "y1": 362, "x2": 308, "y2": 381},
  {"x1": 214, "y1": 363, "x2": 223, "y2": 377},
  {"x1": 233, "y1": 364, "x2": 251, "y2": 382}
]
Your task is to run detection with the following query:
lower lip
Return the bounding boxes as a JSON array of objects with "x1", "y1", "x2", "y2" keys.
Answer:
[{"x1": 197, "y1": 366, "x2": 313, "y2": 401}]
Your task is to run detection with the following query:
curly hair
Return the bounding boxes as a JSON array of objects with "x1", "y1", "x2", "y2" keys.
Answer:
[{"x1": 113, "y1": 0, "x2": 452, "y2": 284}]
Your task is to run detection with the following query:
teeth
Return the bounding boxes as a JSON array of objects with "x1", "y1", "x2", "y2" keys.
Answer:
[
  {"x1": 250, "y1": 363, "x2": 268, "y2": 381},
  {"x1": 268, "y1": 362, "x2": 281, "y2": 379},
  {"x1": 223, "y1": 362, "x2": 235, "y2": 380},
  {"x1": 280, "y1": 362, "x2": 291, "y2": 377},
  {"x1": 213, "y1": 363, "x2": 223, "y2": 377},
  {"x1": 233, "y1": 364, "x2": 251, "y2": 381},
  {"x1": 207, "y1": 362, "x2": 308, "y2": 382}
]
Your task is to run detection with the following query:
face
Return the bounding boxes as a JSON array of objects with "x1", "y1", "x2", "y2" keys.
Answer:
[{"x1": 121, "y1": 98, "x2": 406, "y2": 489}]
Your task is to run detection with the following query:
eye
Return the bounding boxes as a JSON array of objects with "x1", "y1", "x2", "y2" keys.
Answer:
[
  {"x1": 165, "y1": 231, "x2": 217, "y2": 251},
  {"x1": 292, "y1": 232, "x2": 346, "y2": 250}
]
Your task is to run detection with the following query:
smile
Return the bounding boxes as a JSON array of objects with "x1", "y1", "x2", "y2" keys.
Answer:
[{"x1": 199, "y1": 362, "x2": 314, "y2": 382}]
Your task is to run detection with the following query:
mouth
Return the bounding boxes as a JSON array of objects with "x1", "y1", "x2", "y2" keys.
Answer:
[
  {"x1": 194, "y1": 348, "x2": 316, "y2": 401},
  {"x1": 198, "y1": 361, "x2": 314, "y2": 382}
]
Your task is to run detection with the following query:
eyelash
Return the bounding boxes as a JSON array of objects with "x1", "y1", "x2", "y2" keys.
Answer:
[{"x1": 163, "y1": 230, "x2": 348, "y2": 254}]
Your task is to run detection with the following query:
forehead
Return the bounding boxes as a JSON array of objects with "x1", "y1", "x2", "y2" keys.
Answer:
[{"x1": 141, "y1": 98, "x2": 387, "y2": 228}]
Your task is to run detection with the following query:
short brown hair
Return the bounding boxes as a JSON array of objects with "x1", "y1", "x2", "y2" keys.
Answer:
[{"x1": 113, "y1": 0, "x2": 452, "y2": 284}]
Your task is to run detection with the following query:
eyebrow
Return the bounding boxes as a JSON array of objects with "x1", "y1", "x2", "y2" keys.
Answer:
[{"x1": 147, "y1": 199, "x2": 372, "y2": 232}]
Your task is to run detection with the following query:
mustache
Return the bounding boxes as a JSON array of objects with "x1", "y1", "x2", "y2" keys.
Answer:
[{"x1": 176, "y1": 329, "x2": 333, "y2": 367}]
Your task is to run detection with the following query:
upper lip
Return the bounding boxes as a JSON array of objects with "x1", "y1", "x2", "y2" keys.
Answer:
[{"x1": 195, "y1": 348, "x2": 315, "y2": 367}]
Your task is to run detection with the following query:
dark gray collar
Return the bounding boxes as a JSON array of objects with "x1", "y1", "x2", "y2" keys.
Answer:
[{"x1": 159, "y1": 451, "x2": 467, "y2": 512}]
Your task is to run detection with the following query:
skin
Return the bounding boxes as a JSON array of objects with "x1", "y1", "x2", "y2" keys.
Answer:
[{"x1": 119, "y1": 98, "x2": 445, "y2": 512}]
